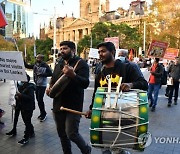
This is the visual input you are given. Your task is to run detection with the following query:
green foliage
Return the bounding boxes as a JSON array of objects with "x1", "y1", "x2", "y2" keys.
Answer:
[{"x1": 77, "y1": 22, "x2": 140, "y2": 56}]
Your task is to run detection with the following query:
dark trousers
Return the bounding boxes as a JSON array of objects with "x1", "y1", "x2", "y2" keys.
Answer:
[
  {"x1": 54, "y1": 111, "x2": 89, "y2": 154},
  {"x1": 12, "y1": 107, "x2": 21, "y2": 131},
  {"x1": 36, "y1": 86, "x2": 46, "y2": 116},
  {"x1": 168, "y1": 80, "x2": 180, "y2": 103},
  {"x1": 21, "y1": 110, "x2": 34, "y2": 139}
]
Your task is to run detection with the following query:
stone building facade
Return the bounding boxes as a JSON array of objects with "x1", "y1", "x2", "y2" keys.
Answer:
[{"x1": 40, "y1": 0, "x2": 146, "y2": 49}]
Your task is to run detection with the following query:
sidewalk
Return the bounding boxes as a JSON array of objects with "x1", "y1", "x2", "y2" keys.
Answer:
[{"x1": 0, "y1": 80, "x2": 180, "y2": 154}]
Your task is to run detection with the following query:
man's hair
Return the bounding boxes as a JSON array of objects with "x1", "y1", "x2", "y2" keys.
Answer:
[
  {"x1": 60, "y1": 41, "x2": 76, "y2": 50},
  {"x1": 155, "y1": 58, "x2": 160, "y2": 63},
  {"x1": 36, "y1": 54, "x2": 44, "y2": 60},
  {"x1": 97, "y1": 42, "x2": 116, "y2": 52}
]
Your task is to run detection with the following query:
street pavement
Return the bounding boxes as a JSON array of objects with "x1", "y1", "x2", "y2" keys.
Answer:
[{"x1": 0, "y1": 73, "x2": 180, "y2": 154}]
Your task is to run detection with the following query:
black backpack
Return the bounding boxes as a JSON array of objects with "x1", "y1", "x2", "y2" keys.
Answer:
[{"x1": 161, "y1": 67, "x2": 167, "y2": 85}]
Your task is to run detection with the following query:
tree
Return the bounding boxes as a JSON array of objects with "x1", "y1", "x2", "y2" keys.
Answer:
[
  {"x1": 77, "y1": 22, "x2": 141, "y2": 56},
  {"x1": 0, "y1": 35, "x2": 15, "y2": 51},
  {"x1": 146, "y1": 0, "x2": 180, "y2": 49}
]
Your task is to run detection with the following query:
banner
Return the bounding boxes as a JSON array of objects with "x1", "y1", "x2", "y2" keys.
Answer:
[
  {"x1": 88, "y1": 48, "x2": 99, "y2": 59},
  {"x1": 163, "y1": 48, "x2": 179, "y2": 60},
  {"x1": 0, "y1": 51, "x2": 27, "y2": 81},
  {"x1": 104, "y1": 37, "x2": 119, "y2": 49},
  {"x1": 0, "y1": 5, "x2": 8, "y2": 28},
  {"x1": 147, "y1": 40, "x2": 168, "y2": 58}
]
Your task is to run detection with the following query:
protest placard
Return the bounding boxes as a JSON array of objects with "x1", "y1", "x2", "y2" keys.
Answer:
[
  {"x1": 0, "y1": 51, "x2": 27, "y2": 81},
  {"x1": 104, "y1": 37, "x2": 119, "y2": 49},
  {"x1": 147, "y1": 40, "x2": 168, "y2": 58}
]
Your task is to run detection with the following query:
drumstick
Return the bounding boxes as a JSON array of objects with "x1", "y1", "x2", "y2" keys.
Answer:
[
  {"x1": 106, "y1": 75, "x2": 111, "y2": 108},
  {"x1": 60, "y1": 106, "x2": 87, "y2": 116},
  {"x1": 112, "y1": 77, "x2": 122, "y2": 108}
]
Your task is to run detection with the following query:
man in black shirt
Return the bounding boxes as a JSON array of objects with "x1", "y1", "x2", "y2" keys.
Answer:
[
  {"x1": 86, "y1": 42, "x2": 148, "y2": 154},
  {"x1": 46, "y1": 41, "x2": 91, "y2": 154}
]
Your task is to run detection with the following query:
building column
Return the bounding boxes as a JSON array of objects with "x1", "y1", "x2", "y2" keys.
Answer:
[
  {"x1": 70, "y1": 30, "x2": 74, "y2": 41},
  {"x1": 75, "y1": 30, "x2": 79, "y2": 43},
  {"x1": 83, "y1": 28, "x2": 88, "y2": 36},
  {"x1": 87, "y1": 28, "x2": 91, "y2": 35}
]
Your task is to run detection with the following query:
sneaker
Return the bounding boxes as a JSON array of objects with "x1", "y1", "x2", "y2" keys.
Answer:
[
  {"x1": 86, "y1": 146, "x2": 91, "y2": 154},
  {"x1": 174, "y1": 100, "x2": 177, "y2": 105},
  {"x1": 40, "y1": 115, "x2": 47, "y2": 122},
  {"x1": 149, "y1": 103, "x2": 153, "y2": 107},
  {"x1": 151, "y1": 107, "x2": 155, "y2": 112},
  {"x1": 167, "y1": 102, "x2": 172, "y2": 107},
  {"x1": 17, "y1": 138, "x2": 29, "y2": 145},
  {"x1": 37, "y1": 115, "x2": 41, "y2": 119},
  {"x1": 6, "y1": 130, "x2": 17, "y2": 136},
  {"x1": 165, "y1": 94, "x2": 169, "y2": 97}
]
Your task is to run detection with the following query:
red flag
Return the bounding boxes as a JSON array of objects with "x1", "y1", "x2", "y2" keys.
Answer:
[{"x1": 0, "y1": 5, "x2": 8, "y2": 28}]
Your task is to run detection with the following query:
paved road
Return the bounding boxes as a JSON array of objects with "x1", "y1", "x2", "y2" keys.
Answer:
[{"x1": 0, "y1": 74, "x2": 180, "y2": 154}]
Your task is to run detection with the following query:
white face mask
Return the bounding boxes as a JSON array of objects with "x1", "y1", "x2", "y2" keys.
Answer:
[
  {"x1": 119, "y1": 56, "x2": 126, "y2": 62},
  {"x1": 151, "y1": 59, "x2": 155, "y2": 64}
]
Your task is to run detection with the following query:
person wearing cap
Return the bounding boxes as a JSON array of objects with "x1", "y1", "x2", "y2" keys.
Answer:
[
  {"x1": 86, "y1": 42, "x2": 148, "y2": 154},
  {"x1": 167, "y1": 56, "x2": 180, "y2": 106}
]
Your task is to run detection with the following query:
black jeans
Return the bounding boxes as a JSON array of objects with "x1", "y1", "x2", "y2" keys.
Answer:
[
  {"x1": 12, "y1": 107, "x2": 21, "y2": 131},
  {"x1": 54, "y1": 111, "x2": 89, "y2": 154},
  {"x1": 168, "y1": 80, "x2": 180, "y2": 103},
  {"x1": 36, "y1": 86, "x2": 46, "y2": 116},
  {"x1": 21, "y1": 110, "x2": 34, "y2": 139}
]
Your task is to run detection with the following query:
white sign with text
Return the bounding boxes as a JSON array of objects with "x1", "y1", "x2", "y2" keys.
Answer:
[{"x1": 0, "y1": 51, "x2": 27, "y2": 81}]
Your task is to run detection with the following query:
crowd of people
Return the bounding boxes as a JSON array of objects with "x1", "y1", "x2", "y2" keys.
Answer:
[{"x1": 0, "y1": 41, "x2": 179, "y2": 154}]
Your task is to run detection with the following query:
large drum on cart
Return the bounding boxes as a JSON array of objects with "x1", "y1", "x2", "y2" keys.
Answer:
[{"x1": 90, "y1": 87, "x2": 149, "y2": 151}]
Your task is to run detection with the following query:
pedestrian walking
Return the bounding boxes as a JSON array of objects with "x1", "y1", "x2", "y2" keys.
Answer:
[
  {"x1": 24, "y1": 54, "x2": 52, "y2": 122},
  {"x1": 148, "y1": 58, "x2": 163, "y2": 112},
  {"x1": 46, "y1": 41, "x2": 91, "y2": 154},
  {"x1": 167, "y1": 57, "x2": 180, "y2": 106}
]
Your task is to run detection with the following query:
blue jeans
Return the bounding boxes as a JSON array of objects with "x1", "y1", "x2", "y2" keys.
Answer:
[
  {"x1": 54, "y1": 111, "x2": 90, "y2": 154},
  {"x1": 148, "y1": 83, "x2": 161, "y2": 107}
]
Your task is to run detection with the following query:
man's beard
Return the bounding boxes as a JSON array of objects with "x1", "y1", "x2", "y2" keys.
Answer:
[
  {"x1": 101, "y1": 55, "x2": 113, "y2": 65},
  {"x1": 61, "y1": 52, "x2": 72, "y2": 60}
]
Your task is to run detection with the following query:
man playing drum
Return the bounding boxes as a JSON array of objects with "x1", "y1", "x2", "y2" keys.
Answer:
[
  {"x1": 86, "y1": 42, "x2": 148, "y2": 154},
  {"x1": 46, "y1": 41, "x2": 91, "y2": 154}
]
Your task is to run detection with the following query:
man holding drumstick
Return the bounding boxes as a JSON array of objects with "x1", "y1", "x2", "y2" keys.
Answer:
[
  {"x1": 86, "y1": 42, "x2": 148, "y2": 154},
  {"x1": 46, "y1": 41, "x2": 91, "y2": 154}
]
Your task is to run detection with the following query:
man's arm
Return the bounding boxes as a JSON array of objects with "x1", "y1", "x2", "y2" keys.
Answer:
[
  {"x1": 24, "y1": 61, "x2": 34, "y2": 69},
  {"x1": 39, "y1": 64, "x2": 52, "y2": 77},
  {"x1": 127, "y1": 63, "x2": 148, "y2": 91}
]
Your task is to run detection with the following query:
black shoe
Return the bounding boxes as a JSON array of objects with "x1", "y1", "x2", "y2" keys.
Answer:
[
  {"x1": 6, "y1": 130, "x2": 17, "y2": 136},
  {"x1": 18, "y1": 138, "x2": 29, "y2": 145},
  {"x1": 165, "y1": 94, "x2": 169, "y2": 97},
  {"x1": 174, "y1": 100, "x2": 177, "y2": 105},
  {"x1": 40, "y1": 114, "x2": 47, "y2": 122},
  {"x1": 37, "y1": 115, "x2": 41, "y2": 119},
  {"x1": 149, "y1": 103, "x2": 153, "y2": 107},
  {"x1": 86, "y1": 146, "x2": 91, "y2": 154},
  {"x1": 167, "y1": 102, "x2": 172, "y2": 107},
  {"x1": 151, "y1": 107, "x2": 155, "y2": 112}
]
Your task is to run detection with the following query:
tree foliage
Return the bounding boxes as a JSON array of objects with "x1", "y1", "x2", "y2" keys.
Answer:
[
  {"x1": 0, "y1": 35, "x2": 15, "y2": 51},
  {"x1": 146, "y1": 0, "x2": 180, "y2": 49},
  {"x1": 77, "y1": 22, "x2": 140, "y2": 55}
]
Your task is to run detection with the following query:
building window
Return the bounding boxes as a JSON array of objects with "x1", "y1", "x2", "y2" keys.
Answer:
[{"x1": 87, "y1": 3, "x2": 91, "y2": 14}]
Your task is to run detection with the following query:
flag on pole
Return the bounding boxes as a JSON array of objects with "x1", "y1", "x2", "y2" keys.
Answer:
[
  {"x1": 0, "y1": 5, "x2": 8, "y2": 28},
  {"x1": 34, "y1": 43, "x2": 36, "y2": 57}
]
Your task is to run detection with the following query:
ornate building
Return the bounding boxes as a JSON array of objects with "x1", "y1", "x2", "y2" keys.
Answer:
[{"x1": 40, "y1": 0, "x2": 146, "y2": 48}]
